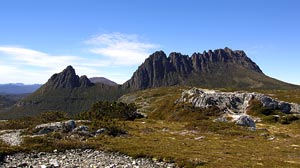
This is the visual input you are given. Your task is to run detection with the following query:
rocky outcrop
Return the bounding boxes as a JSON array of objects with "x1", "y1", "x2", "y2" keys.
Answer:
[
  {"x1": 176, "y1": 88, "x2": 300, "y2": 127},
  {"x1": 34, "y1": 120, "x2": 76, "y2": 135},
  {"x1": 32, "y1": 120, "x2": 111, "y2": 137},
  {"x1": 176, "y1": 88, "x2": 300, "y2": 115},
  {"x1": 41, "y1": 66, "x2": 94, "y2": 91}
]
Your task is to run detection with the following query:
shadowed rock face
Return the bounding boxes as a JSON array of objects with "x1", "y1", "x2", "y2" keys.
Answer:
[
  {"x1": 42, "y1": 66, "x2": 94, "y2": 91},
  {"x1": 123, "y1": 48, "x2": 266, "y2": 90}
]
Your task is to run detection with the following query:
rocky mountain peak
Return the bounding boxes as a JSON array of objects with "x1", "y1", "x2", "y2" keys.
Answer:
[
  {"x1": 148, "y1": 50, "x2": 167, "y2": 61},
  {"x1": 124, "y1": 47, "x2": 266, "y2": 90},
  {"x1": 42, "y1": 65, "x2": 93, "y2": 91}
]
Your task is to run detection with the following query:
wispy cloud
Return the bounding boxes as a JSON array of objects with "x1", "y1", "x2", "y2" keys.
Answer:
[
  {"x1": 85, "y1": 32, "x2": 159, "y2": 65},
  {"x1": 0, "y1": 46, "x2": 103, "y2": 84},
  {"x1": 0, "y1": 33, "x2": 159, "y2": 84},
  {"x1": 0, "y1": 46, "x2": 80, "y2": 69}
]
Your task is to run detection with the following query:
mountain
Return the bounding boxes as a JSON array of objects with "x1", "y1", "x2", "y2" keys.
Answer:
[
  {"x1": 0, "y1": 83, "x2": 41, "y2": 95},
  {"x1": 40, "y1": 65, "x2": 94, "y2": 91},
  {"x1": 3, "y1": 48, "x2": 299, "y2": 119},
  {"x1": 2, "y1": 66, "x2": 124, "y2": 119},
  {"x1": 89, "y1": 77, "x2": 118, "y2": 86},
  {"x1": 123, "y1": 47, "x2": 297, "y2": 90}
]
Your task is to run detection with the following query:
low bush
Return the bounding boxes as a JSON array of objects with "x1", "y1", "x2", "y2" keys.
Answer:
[
  {"x1": 78, "y1": 101, "x2": 142, "y2": 121},
  {"x1": 89, "y1": 119, "x2": 127, "y2": 137}
]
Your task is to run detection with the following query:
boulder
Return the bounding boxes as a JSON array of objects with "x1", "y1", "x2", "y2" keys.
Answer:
[
  {"x1": 235, "y1": 115, "x2": 256, "y2": 128},
  {"x1": 35, "y1": 120, "x2": 76, "y2": 135},
  {"x1": 63, "y1": 120, "x2": 76, "y2": 132}
]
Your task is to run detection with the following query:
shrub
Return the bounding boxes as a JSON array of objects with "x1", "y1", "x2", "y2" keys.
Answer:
[
  {"x1": 247, "y1": 99, "x2": 277, "y2": 116},
  {"x1": 89, "y1": 119, "x2": 127, "y2": 136},
  {"x1": 38, "y1": 111, "x2": 69, "y2": 122},
  {"x1": 78, "y1": 101, "x2": 142, "y2": 121}
]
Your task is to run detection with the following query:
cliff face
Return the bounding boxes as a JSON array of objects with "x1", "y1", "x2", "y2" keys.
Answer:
[{"x1": 123, "y1": 47, "x2": 265, "y2": 90}]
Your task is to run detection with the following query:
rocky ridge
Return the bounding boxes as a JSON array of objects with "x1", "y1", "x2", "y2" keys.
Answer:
[{"x1": 123, "y1": 47, "x2": 295, "y2": 90}]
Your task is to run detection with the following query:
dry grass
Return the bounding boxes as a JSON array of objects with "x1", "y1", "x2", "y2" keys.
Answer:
[{"x1": 1, "y1": 86, "x2": 300, "y2": 167}]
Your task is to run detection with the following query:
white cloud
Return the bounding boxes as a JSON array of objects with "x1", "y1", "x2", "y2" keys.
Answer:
[
  {"x1": 0, "y1": 33, "x2": 159, "y2": 84},
  {"x1": 0, "y1": 46, "x2": 80, "y2": 69},
  {"x1": 0, "y1": 46, "x2": 100, "y2": 84},
  {"x1": 85, "y1": 32, "x2": 159, "y2": 65}
]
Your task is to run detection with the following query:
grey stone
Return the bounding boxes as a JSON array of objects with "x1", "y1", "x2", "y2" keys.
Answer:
[
  {"x1": 236, "y1": 115, "x2": 256, "y2": 128},
  {"x1": 63, "y1": 120, "x2": 76, "y2": 132}
]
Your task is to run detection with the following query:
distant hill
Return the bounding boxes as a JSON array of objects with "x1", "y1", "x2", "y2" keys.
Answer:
[
  {"x1": 89, "y1": 77, "x2": 118, "y2": 86},
  {"x1": 0, "y1": 83, "x2": 41, "y2": 94},
  {"x1": 123, "y1": 47, "x2": 298, "y2": 90},
  {"x1": 0, "y1": 94, "x2": 29, "y2": 113}
]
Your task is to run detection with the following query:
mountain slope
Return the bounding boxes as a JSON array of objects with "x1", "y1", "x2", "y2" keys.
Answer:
[
  {"x1": 89, "y1": 77, "x2": 118, "y2": 86},
  {"x1": 123, "y1": 47, "x2": 297, "y2": 90},
  {"x1": 2, "y1": 66, "x2": 124, "y2": 119}
]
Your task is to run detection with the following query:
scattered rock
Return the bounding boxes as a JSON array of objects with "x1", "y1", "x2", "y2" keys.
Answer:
[
  {"x1": 2, "y1": 149, "x2": 175, "y2": 167},
  {"x1": 0, "y1": 129, "x2": 23, "y2": 146}
]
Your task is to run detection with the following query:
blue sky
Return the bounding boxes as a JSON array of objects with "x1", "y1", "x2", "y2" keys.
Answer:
[{"x1": 0, "y1": 0, "x2": 299, "y2": 85}]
